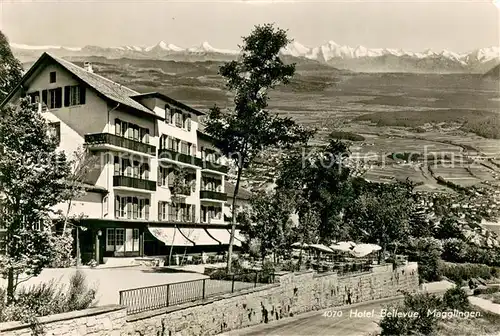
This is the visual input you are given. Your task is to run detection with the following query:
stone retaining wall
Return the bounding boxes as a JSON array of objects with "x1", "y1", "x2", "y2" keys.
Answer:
[{"x1": 0, "y1": 263, "x2": 419, "y2": 336}]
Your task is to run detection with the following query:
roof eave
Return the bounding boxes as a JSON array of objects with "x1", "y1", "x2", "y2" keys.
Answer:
[{"x1": 132, "y1": 92, "x2": 205, "y2": 116}]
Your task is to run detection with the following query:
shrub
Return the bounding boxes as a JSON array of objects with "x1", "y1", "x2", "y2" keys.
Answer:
[
  {"x1": 0, "y1": 271, "x2": 96, "y2": 323},
  {"x1": 441, "y1": 238, "x2": 469, "y2": 263},
  {"x1": 439, "y1": 262, "x2": 498, "y2": 285},
  {"x1": 473, "y1": 286, "x2": 500, "y2": 296},
  {"x1": 442, "y1": 286, "x2": 469, "y2": 310},
  {"x1": 380, "y1": 291, "x2": 442, "y2": 336}
]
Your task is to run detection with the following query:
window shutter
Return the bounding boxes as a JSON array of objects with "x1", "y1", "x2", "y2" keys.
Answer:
[
  {"x1": 158, "y1": 202, "x2": 163, "y2": 221},
  {"x1": 145, "y1": 199, "x2": 150, "y2": 220},
  {"x1": 127, "y1": 197, "x2": 132, "y2": 219},
  {"x1": 144, "y1": 129, "x2": 150, "y2": 144},
  {"x1": 157, "y1": 167, "x2": 162, "y2": 186},
  {"x1": 115, "y1": 196, "x2": 120, "y2": 218},
  {"x1": 55, "y1": 87, "x2": 62, "y2": 108},
  {"x1": 165, "y1": 105, "x2": 171, "y2": 122},
  {"x1": 168, "y1": 169, "x2": 175, "y2": 188},
  {"x1": 115, "y1": 119, "x2": 121, "y2": 135},
  {"x1": 79, "y1": 85, "x2": 86, "y2": 104},
  {"x1": 187, "y1": 117, "x2": 191, "y2": 131},
  {"x1": 64, "y1": 86, "x2": 70, "y2": 107},
  {"x1": 192, "y1": 144, "x2": 197, "y2": 157},
  {"x1": 191, "y1": 205, "x2": 196, "y2": 222},
  {"x1": 144, "y1": 164, "x2": 149, "y2": 180}
]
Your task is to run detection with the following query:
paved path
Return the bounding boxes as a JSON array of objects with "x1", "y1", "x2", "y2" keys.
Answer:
[
  {"x1": 221, "y1": 296, "x2": 406, "y2": 336},
  {"x1": 0, "y1": 266, "x2": 208, "y2": 306},
  {"x1": 221, "y1": 286, "x2": 452, "y2": 336}
]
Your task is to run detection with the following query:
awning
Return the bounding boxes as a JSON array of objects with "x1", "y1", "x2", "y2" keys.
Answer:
[
  {"x1": 226, "y1": 229, "x2": 245, "y2": 243},
  {"x1": 206, "y1": 229, "x2": 242, "y2": 247},
  {"x1": 179, "y1": 228, "x2": 220, "y2": 246},
  {"x1": 148, "y1": 227, "x2": 194, "y2": 247}
]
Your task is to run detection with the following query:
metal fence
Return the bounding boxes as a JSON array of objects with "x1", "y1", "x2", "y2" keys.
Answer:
[{"x1": 119, "y1": 271, "x2": 274, "y2": 315}]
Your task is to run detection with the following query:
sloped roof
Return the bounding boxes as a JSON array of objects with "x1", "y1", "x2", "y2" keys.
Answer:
[
  {"x1": 225, "y1": 182, "x2": 252, "y2": 200},
  {"x1": 2, "y1": 53, "x2": 158, "y2": 118},
  {"x1": 47, "y1": 54, "x2": 158, "y2": 117},
  {"x1": 132, "y1": 92, "x2": 205, "y2": 116}
]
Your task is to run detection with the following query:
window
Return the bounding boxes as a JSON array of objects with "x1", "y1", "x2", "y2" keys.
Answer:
[
  {"x1": 175, "y1": 109, "x2": 183, "y2": 128},
  {"x1": 28, "y1": 91, "x2": 40, "y2": 104},
  {"x1": 49, "y1": 88, "x2": 62, "y2": 109},
  {"x1": 115, "y1": 196, "x2": 150, "y2": 219},
  {"x1": 49, "y1": 72, "x2": 56, "y2": 83},
  {"x1": 133, "y1": 229, "x2": 139, "y2": 251},
  {"x1": 115, "y1": 119, "x2": 121, "y2": 135},
  {"x1": 64, "y1": 85, "x2": 86, "y2": 106},
  {"x1": 115, "y1": 228, "x2": 125, "y2": 248},
  {"x1": 106, "y1": 228, "x2": 115, "y2": 251},
  {"x1": 48, "y1": 122, "x2": 61, "y2": 145}
]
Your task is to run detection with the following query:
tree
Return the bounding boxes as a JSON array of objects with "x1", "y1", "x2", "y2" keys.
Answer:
[
  {"x1": 0, "y1": 30, "x2": 23, "y2": 102},
  {"x1": 239, "y1": 190, "x2": 294, "y2": 263},
  {"x1": 345, "y1": 180, "x2": 414, "y2": 257},
  {"x1": 0, "y1": 98, "x2": 73, "y2": 303},
  {"x1": 276, "y1": 140, "x2": 358, "y2": 243},
  {"x1": 166, "y1": 165, "x2": 194, "y2": 265},
  {"x1": 204, "y1": 24, "x2": 314, "y2": 271}
]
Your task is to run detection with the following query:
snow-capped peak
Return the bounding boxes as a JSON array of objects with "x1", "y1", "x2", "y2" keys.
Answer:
[
  {"x1": 145, "y1": 41, "x2": 184, "y2": 52},
  {"x1": 281, "y1": 41, "x2": 310, "y2": 57},
  {"x1": 187, "y1": 42, "x2": 238, "y2": 54}
]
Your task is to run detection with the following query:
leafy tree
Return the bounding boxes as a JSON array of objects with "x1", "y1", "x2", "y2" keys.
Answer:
[
  {"x1": 239, "y1": 190, "x2": 294, "y2": 262},
  {"x1": 0, "y1": 98, "x2": 73, "y2": 303},
  {"x1": 0, "y1": 30, "x2": 23, "y2": 102},
  {"x1": 345, "y1": 180, "x2": 414, "y2": 256},
  {"x1": 204, "y1": 24, "x2": 314, "y2": 271},
  {"x1": 276, "y1": 140, "x2": 357, "y2": 243}
]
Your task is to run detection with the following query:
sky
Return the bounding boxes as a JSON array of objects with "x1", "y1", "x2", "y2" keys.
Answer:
[{"x1": 0, "y1": 0, "x2": 499, "y2": 53}]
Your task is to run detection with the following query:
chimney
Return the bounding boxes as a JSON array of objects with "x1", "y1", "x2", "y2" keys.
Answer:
[{"x1": 83, "y1": 61, "x2": 94, "y2": 73}]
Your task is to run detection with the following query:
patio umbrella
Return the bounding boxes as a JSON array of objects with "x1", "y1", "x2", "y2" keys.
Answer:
[
  {"x1": 330, "y1": 241, "x2": 356, "y2": 252},
  {"x1": 308, "y1": 244, "x2": 334, "y2": 253},
  {"x1": 291, "y1": 242, "x2": 309, "y2": 249},
  {"x1": 349, "y1": 244, "x2": 380, "y2": 258}
]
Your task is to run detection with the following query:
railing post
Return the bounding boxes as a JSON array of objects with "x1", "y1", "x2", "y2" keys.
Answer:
[
  {"x1": 202, "y1": 279, "x2": 206, "y2": 299},
  {"x1": 166, "y1": 284, "x2": 170, "y2": 307},
  {"x1": 119, "y1": 290, "x2": 123, "y2": 305},
  {"x1": 231, "y1": 274, "x2": 235, "y2": 293}
]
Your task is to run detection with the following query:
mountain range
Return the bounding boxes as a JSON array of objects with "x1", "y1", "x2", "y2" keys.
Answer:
[{"x1": 10, "y1": 41, "x2": 500, "y2": 74}]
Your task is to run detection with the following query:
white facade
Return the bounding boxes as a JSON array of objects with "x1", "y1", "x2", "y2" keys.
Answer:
[{"x1": 3, "y1": 55, "x2": 229, "y2": 228}]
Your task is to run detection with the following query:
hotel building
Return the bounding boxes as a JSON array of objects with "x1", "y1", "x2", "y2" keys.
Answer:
[{"x1": 1, "y1": 53, "x2": 246, "y2": 265}]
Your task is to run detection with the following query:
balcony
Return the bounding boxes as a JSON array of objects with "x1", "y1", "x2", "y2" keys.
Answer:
[
  {"x1": 158, "y1": 148, "x2": 202, "y2": 167},
  {"x1": 200, "y1": 190, "x2": 227, "y2": 202},
  {"x1": 201, "y1": 160, "x2": 229, "y2": 173},
  {"x1": 113, "y1": 176, "x2": 156, "y2": 191},
  {"x1": 85, "y1": 133, "x2": 156, "y2": 156}
]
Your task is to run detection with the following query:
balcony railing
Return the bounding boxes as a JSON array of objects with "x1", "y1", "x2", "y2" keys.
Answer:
[
  {"x1": 200, "y1": 190, "x2": 227, "y2": 201},
  {"x1": 158, "y1": 148, "x2": 203, "y2": 167},
  {"x1": 159, "y1": 213, "x2": 195, "y2": 223},
  {"x1": 85, "y1": 133, "x2": 156, "y2": 155},
  {"x1": 201, "y1": 160, "x2": 229, "y2": 173},
  {"x1": 113, "y1": 176, "x2": 156, "y2": 191}
]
